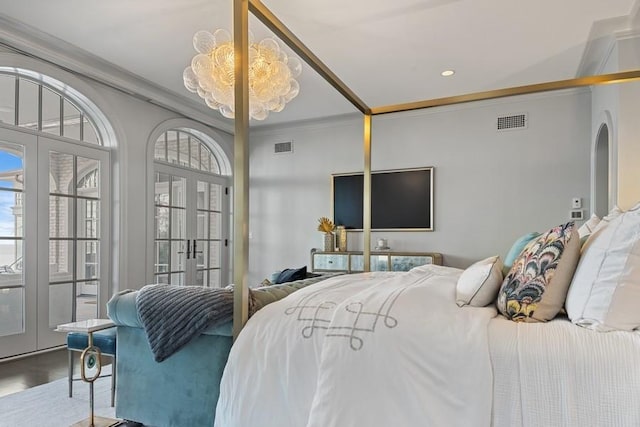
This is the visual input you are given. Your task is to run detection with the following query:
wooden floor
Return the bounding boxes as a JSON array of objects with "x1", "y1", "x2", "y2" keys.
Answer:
[{"x1": 0, "y1": 348, "x2": 111, "y2": 399}]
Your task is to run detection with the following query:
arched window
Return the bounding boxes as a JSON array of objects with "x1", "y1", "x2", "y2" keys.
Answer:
[
  {"x1": 0, "y1": 68, "x2": 113, "y2": 358},
  {"x1": 154, "y1": 129, "x2": 220, "y2": 174},
  {"x1": 0, "y1": 72, "x2": 102, "y2": 144},
  {"x1": 152, "y1": 128, "x2": 230, "y2": 288}
]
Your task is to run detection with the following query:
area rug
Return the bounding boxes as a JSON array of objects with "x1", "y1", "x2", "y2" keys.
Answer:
[{"x1": 0, "y1": 365, "x2": 119, "y2": 427}]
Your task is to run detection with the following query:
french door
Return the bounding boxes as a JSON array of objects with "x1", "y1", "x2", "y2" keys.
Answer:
[
  {"x1": 153, "y1": 163, "x2": 228, "y2": 287},
  {"x1": 0, "y1": 129, "x2": 110, "y2": 357}
]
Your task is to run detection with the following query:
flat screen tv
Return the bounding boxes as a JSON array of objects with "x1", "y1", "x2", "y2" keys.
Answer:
[{"x1": 332, "y1": 167, "x2": 433, "y2": 230}]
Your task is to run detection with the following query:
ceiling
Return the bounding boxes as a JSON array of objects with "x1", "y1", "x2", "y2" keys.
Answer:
[{"x1": 0, "y1": 0, "x2": 638, "y2": 129}]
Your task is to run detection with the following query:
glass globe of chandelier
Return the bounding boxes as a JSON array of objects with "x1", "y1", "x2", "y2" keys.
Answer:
[{"x1": 183, "y1": 29, "x2": 302, "y2": 121}]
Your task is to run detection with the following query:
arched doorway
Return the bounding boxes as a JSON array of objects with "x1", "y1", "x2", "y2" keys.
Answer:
[
  {"x1": 151, "y1": 128, "x2": 232, "y2": 287},
  {"x1": 0, "y1": 69, "x2": 114, "y2": 357}
]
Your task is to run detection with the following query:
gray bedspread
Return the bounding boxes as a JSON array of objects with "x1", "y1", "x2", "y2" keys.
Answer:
[
  {"x1": 136, "y1": 273, "x2": 342, "y2": 362},
  {"x1": 136, "y1": 285, "x2": 250, "y2": 362}
]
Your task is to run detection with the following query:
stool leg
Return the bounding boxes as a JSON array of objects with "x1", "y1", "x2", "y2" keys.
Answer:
[
  {"x1": 111, "y1": 356, "x2": 116, "y2": 407},
  {"x1": 68, "y1": 350, "x2": 74, "y2": 398}
]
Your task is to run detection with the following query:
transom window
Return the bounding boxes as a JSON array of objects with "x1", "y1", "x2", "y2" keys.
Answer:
[
  {"x1": 0, "y1": 72, "x2": 101, "y2": 145},
  {"x1": 154, "y1": 130, "x2": 220, "y2": 174}
]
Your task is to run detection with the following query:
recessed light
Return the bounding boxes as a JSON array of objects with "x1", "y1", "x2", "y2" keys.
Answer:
[{"x1": 441, "y1": 70, "x2": 455, "y2": 77}]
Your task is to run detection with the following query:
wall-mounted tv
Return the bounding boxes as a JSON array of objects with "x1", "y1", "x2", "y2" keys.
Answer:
[{"x1": 332, "y1": 167, "x2": 433, "y2": 231}]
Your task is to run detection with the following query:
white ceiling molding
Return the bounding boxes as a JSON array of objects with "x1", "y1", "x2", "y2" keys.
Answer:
[{"x1": 0, "y1": 14, "x2": 234, "y2": 134}]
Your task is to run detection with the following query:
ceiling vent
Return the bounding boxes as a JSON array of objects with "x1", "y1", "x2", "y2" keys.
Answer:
[
  {"x1": 497, "y1": 113, "x2": 528, "y2": 131},
  {"x1": 274, "y1": 141, "x2": 293, "y2": 154}
]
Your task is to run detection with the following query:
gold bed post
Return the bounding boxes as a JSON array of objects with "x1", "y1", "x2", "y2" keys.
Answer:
[
  {"x1": 233, "y1": 0, "x2": 250, "y2": 341},
  {"x1": 363, "y1": 114, "x2": 372, "y2": 272}
]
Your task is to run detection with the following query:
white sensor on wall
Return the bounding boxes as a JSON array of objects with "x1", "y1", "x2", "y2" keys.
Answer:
[{"x1": 572, "y1": 197, "x2": 582, "y2": 209}]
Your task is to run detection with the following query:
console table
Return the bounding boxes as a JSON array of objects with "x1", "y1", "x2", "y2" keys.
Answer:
[{"x1": 311, "y1": 249, "x2": 442, "y2": 273}]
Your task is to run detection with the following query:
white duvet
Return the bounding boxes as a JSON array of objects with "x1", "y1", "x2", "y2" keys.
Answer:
[{"x1": 215, "y1": 265, "x2": 497, "y2": 427}]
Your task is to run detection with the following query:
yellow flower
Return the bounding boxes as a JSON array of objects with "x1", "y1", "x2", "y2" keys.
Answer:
[{"x1": 317, "y1": 217, "x2": 335, "y2": 233}]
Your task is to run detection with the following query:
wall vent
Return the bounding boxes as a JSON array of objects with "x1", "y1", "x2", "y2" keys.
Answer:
[
  {"x1": 274, "y1": 141, "x2": 293, "y2": 154},
  {"x1": 497, "y1": 113, "x2": 528, "y2": 131}
]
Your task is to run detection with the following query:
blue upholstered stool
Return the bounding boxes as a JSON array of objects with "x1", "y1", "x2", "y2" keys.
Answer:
[{"x1": 67, "y1": 327, "x2": 117, "y2": 407}]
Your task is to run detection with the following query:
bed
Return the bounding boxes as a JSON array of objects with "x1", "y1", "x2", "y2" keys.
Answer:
[{"x1": 215, "y1": 208, "x2": 640, "y2": 427}]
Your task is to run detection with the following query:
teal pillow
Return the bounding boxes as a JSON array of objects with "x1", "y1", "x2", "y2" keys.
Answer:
[{"x1": 502, "y1": 232, "x2": 541, "y2": 276}]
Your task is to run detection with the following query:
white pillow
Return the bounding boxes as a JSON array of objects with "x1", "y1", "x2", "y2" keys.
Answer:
[
  {"x1": 580, "y1": 206, "x2": 623, "y2": 253},
  {"x1": 566, "y1": 202, "x2": 640, "y2": 331},
  {"x1": 456, "y1": 256, "x2": 504, "y2": 307},
  {"x1": 577, "y1": 213, "x2": 600, "y2": 238}
]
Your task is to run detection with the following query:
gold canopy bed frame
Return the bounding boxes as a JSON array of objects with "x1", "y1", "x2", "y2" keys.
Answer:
[{"x1": 231, "y1": 0, "x2": 640, "y2": 337}]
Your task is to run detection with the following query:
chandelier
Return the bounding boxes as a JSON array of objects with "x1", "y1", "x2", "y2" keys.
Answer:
[{"x1": 183, "y1": 29, "x2": 302, "y2": 121}]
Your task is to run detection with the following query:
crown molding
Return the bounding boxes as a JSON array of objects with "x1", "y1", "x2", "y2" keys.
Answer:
[
  {"x1": 0, "y1": 14, "x2": 234, "y2": 134},
  {"x1": 578, "y1": 0, "x2": 640, "y2": 76}
]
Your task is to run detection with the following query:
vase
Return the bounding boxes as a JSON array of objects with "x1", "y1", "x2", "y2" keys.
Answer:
[
  {"x1": 336, "y1": 226, "x2": 347, "y2": 251},
  {"x1": 323, "y1": 232, "x2": 335, "y2": 252}
]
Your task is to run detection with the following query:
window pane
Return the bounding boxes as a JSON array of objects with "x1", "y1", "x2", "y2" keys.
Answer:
[
  {"x1": 77, "y1": 199, "x2": 99, "y2": 239},
  {"x1": 82, "y1": 116, "x2": 99, "y2": 145},
  {"x1": 155, "y1": 274, "x2": 169, "y2": 284},
  {"x1": 200, "y1": 149, "x2": 211, "y2": 172},
  {"x1": 1, "y1": 191, "x2": 22, "y2": 238},
  {"x1": 196, "y1": 269, "x2": 207, "y2": 287},
  {"x1": 50, "y1": 239, "x2": 73, "y2": 282},
  {"x1": 63, "y1": 99, "x2": 81, "y2": 140},
  {"x1": 190, "y1": 139, "x2": 200, "y2": 170},
  {"x1": 209, "y1": 212, "x2": 221, "y2": 239},
  {"x1": 76, "y1": 281, "x2": 98, "y2": 321},
  {"x1": 18, "y1": 79, "x2": 38, "y2": 130},
  {"x1": 171, "y1": 272, "x2": 184, "y2": 286},
  {"x1": 0, "y1": 141, "x2": 24, "y2": 191},
  {"x1": 155, "y1": 207, "x2": 169, "y2": 239},
  {"x1": 171, "y1": 176, "x2": 185, "y2": 208},
  {"x1": 50, "y1": 151, "x2": 74, "y2": 195},
  {"x1": 209, "y1": 241, "x2": 220, "y2": 268},
  {"x1": 208, "y1": 269, "x2": 220, "y2": 288},
  {"x1": 210, "y1": 184, "x2": 221, "y2": 211},
  {"x1": 77, "y1": 241, "x2": 99, "y2": 280},
  {"x1": 155, "y1": 173, "x2": 170, "y2": 206},
  {"x1": 0, "y1": 240, "x2": 23, "y2": 285},
  {"x1": 0, "y1": 75, "x2": 16, "y2": 126},
  {"x1": 49, "y1": 283, "x2": 72, "y2": 328},
  {"x1": 197, "y1": 181, "x2": 209, "y2": 210},
  {"x1": 178, "y1": 132, "x2": 189, "y2": 167},
  {"x1": 167, "y1": 132, "x2": 178, "y2": 165},
  {"x1": 42, "y1": 87, "x2": 61, "y2": 136},
  {"x1": 196, "y1": 211, "x2": 208, "y2": 239},
  {"x1": 209, "y1": 152, "x2": 220, "y2": 174},
  {"x1": 49, "y1": 195, "x2": 73, "y2": 238},
  {"x1": 0, "y1": 287, "x2": 24, "y2": 336},
  {"x1": 77, "y1": 158, "x2": 99, "y2": 198},
  {"x1": 154, "y1": 137, "x2": 166, "y2": 161},
  {"x1": 155, "y1": 241, "x2": 169, "y2": 273},
  {"x1": 171, "y1": 208, "x2": 185, "y2": 239}
]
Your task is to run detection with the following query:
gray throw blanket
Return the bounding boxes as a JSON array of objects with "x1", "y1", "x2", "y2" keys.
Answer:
[{"x1": 136, "y1": 284, "x2": 256, "y2": 362}]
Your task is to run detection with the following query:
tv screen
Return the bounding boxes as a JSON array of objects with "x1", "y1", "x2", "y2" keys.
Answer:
[{"x1": 332, "y1": 167, "x2": 433, "y2": 230}]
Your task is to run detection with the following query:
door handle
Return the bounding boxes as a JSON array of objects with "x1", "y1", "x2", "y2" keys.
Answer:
[
  {"x1": 186, "y1": 240, "x2": 191, "y2": 259},
  {"x1": 193, "y1": 239, "x2": 203, "y2": 255}
]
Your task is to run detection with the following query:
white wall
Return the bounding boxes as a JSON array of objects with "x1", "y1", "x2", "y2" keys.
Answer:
[{"x1": 249, "y1": 90, "x2": 592, "y2": 284}]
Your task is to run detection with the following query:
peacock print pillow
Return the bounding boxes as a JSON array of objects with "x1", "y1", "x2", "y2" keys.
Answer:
[{"x1": 497, "y1": 222, "x2": 580, "y2": 322}]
